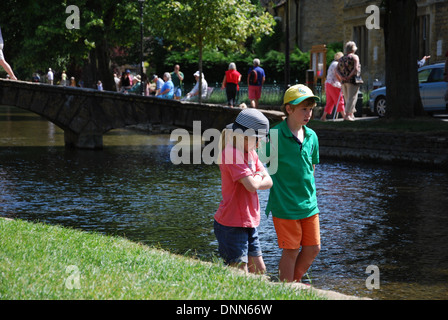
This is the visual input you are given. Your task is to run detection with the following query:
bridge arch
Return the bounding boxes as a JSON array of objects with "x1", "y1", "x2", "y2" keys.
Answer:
[{"x1": 0, "y1": 79, "x2": 283, "y2": 149}]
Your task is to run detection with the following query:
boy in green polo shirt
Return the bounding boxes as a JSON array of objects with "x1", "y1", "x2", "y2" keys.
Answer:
[{"x1": 258, "y1": 84, "x2": 320, "y2": 283}]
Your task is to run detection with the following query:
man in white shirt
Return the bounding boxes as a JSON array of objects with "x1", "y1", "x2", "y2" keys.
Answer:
[{"x1": 47, "y1": 68, "x2": 54, "y2": 85}]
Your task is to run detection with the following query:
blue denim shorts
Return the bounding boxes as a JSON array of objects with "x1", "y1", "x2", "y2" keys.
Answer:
[{"x1": 213, "y1": 219, "x2": 262, "y2": 265}]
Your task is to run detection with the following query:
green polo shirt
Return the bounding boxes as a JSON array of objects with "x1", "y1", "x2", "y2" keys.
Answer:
[{"x1": 258, "y1": 119, "x2": 319, "y2": 220}]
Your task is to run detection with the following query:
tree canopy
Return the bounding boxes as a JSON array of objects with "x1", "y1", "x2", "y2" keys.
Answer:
[
  {"x1": 1, "y1": 0, "x2": 143, "y2": 89},
  {"x1": 149, "y1": 0, "x2": 275, "y2": 102},
  {"x1": 0, "y1": 0, "x2": 274, "y2": 94}
]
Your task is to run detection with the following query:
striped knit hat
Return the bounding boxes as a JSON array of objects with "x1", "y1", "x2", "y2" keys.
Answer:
[{"x1": 226, "y1": 108, "x2": 269, "y2": 138}]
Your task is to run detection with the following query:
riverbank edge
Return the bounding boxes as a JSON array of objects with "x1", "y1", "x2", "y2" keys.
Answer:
[
  {"x1": 0, "y1": 217, "x2": 369, "y2": 300},
  {"x1": 127, "y1": 112, "x2": 448, "y2": 169},
  {"x1": 313, "y1": 127, "x2": 448, "y2": 169}
]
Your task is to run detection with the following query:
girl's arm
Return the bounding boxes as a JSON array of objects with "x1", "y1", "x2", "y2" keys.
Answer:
[{"x1": 238, "y1": 171, "x2": 273, "y2": 193}]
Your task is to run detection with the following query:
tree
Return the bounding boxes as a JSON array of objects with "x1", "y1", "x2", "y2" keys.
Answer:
[
  {"x1": 151, "y1": 0, "x2": 275, "y2": 103},
  {"x1": 0, "y1": 0, "x2": 143, "y2": 90},
  {"x1": 383, "y1": 0, "x2": 425, "y2": 119}
]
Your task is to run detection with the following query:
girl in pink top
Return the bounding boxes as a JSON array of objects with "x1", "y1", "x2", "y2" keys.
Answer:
[{"x1": 214, "y1": 109, "x2": 273, "y2": 274}]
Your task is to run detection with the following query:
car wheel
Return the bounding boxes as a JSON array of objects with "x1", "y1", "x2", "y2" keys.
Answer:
[{"x1": 375, "y1": 96, "x2": 386, "y2": 117}]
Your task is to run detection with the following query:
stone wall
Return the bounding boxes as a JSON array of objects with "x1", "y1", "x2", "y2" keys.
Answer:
[
  {"x1": 270, "y1": 0, "x2": 448, "y2": 89},
  {"x1": 432, "y1": 1, "x2": 448, "y2": 60},
  {"x1": 316, "y1": 128, "x2": 448, "y2": 168}
]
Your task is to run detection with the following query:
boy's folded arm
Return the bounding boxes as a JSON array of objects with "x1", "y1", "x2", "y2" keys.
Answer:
[{"x1": 258, "y1": 173, "x2": 273, "y2": 190}]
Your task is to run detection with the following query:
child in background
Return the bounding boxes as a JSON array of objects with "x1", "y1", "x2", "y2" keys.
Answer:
[
  {"x1": 259, "y1": 84, "x2": 321, "y2": 283},
  {"x1": 214, "y1": 109, "x2": 273, "y2": 274}
]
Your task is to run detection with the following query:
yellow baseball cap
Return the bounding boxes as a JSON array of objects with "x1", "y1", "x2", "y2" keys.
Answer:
[{"x1": 283, "y1": 84, "x2": 320, "y2": 105}]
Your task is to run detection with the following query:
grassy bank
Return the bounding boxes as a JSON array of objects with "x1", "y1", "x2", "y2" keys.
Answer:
[{"x1": 0, "y1": 218, "x2": 323, "y2": 300}]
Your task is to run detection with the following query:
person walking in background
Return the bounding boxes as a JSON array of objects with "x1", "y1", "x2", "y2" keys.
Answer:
[
  {"x1": 171, "y1": 64, "x2": 184, "y2": 100},
  {"x1": 141, "y1": 73, "x2": 150, "y2": 96},
  {"x1": 247, "y1": 58, "x2": 265, "y2": 108},
  {"x1": 0, "y1": 27, "x2": 17, "y2": 80},
  {"x1": 114, "y1": 73, "x2": 120, "y2": 91},
  {"x1": 258, "y1": 84, "x2": 321, "y2": 283},
  {"x1": 47, "y1": 68, "x2": 54, "y2": 85},
  {"x1": 214, "y1": 108, "x2": 273, "y2": 274},
  {"x1": 337, "y1": 41, "x2": 361, "y2": 121},
  {"x1": 320, "y1": 52, "x2": 345, "y2": 121},
  {"x1": 221, "y1": 62, "x2": 241, "y2": 108},
  {"x1": 61, "y1": 71, "x2": 67, "y2": 86}
]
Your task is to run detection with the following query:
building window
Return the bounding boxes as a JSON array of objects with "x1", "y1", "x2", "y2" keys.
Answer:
[
  {"x1": 417, "y1": 15, "x2": 430, "y2": 60},
  {"x1": 353, "y1": 26, "x2": 369, "y2": 68}
]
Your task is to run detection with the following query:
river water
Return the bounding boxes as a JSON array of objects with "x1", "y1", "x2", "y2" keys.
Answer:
[{"x1": 1, "y1": 105, "x2": 448, "y2": 300}]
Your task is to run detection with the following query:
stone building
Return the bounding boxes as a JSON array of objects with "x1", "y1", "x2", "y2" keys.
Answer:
[{"x1": 261, "y1": 0, "x2": 448, "y2": 89}]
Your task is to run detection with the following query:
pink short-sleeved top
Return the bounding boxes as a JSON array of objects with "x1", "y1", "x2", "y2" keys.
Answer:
[{"x1": 214, "y1": 145, "x2": 265, "y2": 228}]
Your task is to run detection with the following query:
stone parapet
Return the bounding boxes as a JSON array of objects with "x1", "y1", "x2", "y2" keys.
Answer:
[
  {"x1": 316, "y1": 128, "x2": 448, "y2": 168},
  {"x1": 0, "y1": 79, "x2": 283, "y2": 149}
]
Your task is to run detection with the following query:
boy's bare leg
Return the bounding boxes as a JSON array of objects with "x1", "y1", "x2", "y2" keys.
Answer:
[
  {"x1": 293, "y1": 245, "x2": 320, "y2": 282},
  {"x1": 278, "y1": 248, "x2": 300, "y2": 282},
  {"x1": 279, "y1": 245, "x2": 320, "y2": 282}
]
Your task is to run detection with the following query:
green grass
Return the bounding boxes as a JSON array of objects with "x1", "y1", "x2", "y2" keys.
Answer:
[{"x1": 0, "y1": 218, "x2": 323, "y2": 300}]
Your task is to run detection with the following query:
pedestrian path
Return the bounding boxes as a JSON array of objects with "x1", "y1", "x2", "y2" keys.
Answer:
[{"x1": 434, "y1": 114, "x2": 448, "y2": 122}]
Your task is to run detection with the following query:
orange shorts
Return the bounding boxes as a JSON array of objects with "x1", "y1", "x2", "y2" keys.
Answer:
[{"x1": 273, "y1": 214, "x2": 320, "y2": 249}]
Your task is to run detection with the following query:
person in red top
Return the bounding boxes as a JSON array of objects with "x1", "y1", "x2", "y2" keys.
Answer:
[{"x1": 221, "y1": 62, "x2": 241, "y2": 108}]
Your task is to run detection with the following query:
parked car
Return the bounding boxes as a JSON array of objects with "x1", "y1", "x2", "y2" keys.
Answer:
[{"x1": 369, "y1": 63, "x2": 447, "y2": 117}]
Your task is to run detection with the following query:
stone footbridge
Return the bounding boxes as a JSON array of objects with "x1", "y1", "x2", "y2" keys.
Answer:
[{"x1": 0, "y1": 79, "x2": 283, "y2": 149}]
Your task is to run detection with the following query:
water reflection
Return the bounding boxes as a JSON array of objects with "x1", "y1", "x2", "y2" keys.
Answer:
[
  {"x1": 1, "y1": 105, "x2": 448, "y2": 300},
  {"x1": 314, "y1": 161, "x2": 448, "y2": 299}
]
